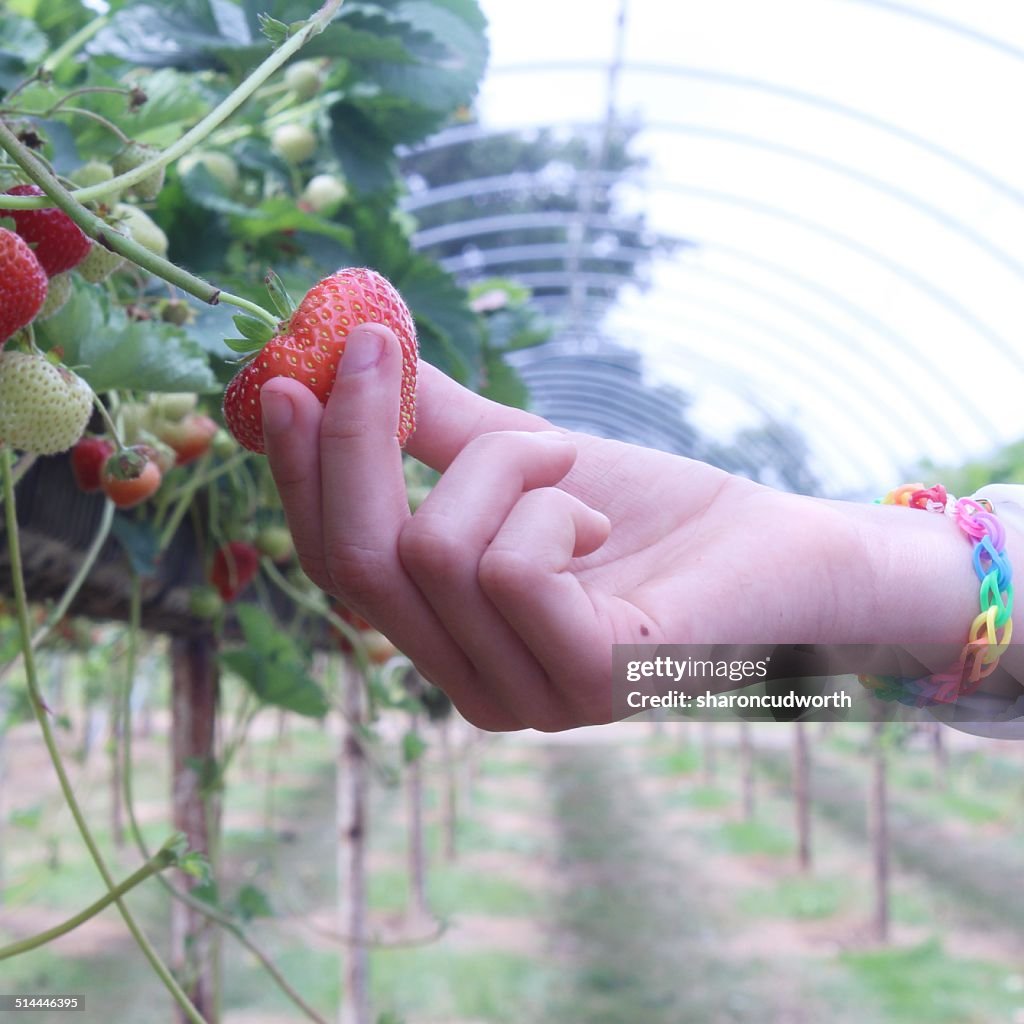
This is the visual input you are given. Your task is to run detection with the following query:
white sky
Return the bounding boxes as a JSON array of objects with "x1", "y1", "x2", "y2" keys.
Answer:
[{"x1": 472, "y1": 0, "x2": 1024, "y2": 496}]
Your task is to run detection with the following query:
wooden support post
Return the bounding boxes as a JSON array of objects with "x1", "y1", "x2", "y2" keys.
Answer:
[
  {"x1": 170, "y1": 633, "x2": 221, "y2": 1024},
  {"x1": 338, "y1": 658, "x2": 370, "y2": 1024}
]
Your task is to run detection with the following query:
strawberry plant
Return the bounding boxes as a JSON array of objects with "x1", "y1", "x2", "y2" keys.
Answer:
[{"x1": 0, "y1": 1, "x2": 499, "y2": 1022}]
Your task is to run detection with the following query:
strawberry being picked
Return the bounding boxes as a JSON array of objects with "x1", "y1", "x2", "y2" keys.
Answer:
[{"x1": 222, "y1": 267, "x2": 417, "y2": 453}]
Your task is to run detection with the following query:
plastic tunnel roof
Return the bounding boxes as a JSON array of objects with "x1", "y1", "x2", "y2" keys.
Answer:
[{"x1": 403, "y1": 0, "x2": 1024, "y2": 499}]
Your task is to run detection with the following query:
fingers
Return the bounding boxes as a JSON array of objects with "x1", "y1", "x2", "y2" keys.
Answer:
[
  {"x1": 480, "y1": 486, "x2": 615, "y2": 723},
  {"x1": 399, "y1": 431, "x2": 584, "y2": 729},
  {"x1": 316, "y1": 326, "x2": 520, "y2": 731},
  {"x1": 261, "y1": 376, "x2": 331, "y2": 592},
  {"x1": 407, "y1": 360, "x2": 554, "y2": 471}
]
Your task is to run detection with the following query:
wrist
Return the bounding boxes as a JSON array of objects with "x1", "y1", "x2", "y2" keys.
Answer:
[{"x1": 814, "y1": 493, "x2": 980, "y2": 648}]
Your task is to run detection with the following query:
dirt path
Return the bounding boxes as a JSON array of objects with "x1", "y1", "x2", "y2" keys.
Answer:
[{"x1": 537, "y1": 739, "x2": 851, "y2": 1024}]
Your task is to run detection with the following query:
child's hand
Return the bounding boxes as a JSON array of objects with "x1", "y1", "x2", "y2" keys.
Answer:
[{"x1": 259, "y1": 325, "x2": 897, "y2": 731}]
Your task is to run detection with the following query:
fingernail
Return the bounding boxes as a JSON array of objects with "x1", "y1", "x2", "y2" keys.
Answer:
[
  {"x1": 261, "y1": 390, "x2": 294, "y2": 435},
  {"x1": 343, "y1": 328, "x2": 386, "y2": 373}
]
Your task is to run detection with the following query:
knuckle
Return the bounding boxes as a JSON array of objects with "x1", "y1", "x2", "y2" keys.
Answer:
[
  {"x1": 322, "y1": 538, "x2": 392, "y2": 607},
  {"x1": 398, "y1": 515, "x2": 465, "y2": 581},
  {"x1": 478, "y1": 546, "x2": 538, "y2": 599}
]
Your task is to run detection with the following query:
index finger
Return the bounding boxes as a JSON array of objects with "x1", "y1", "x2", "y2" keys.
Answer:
[{"x1": 408, "y1": 360, "x2": 554, "y2": 470}]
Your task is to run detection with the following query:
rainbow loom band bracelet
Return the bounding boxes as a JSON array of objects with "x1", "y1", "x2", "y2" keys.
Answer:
[{"x1": 857, "y1": 484, "x2": 1014, "y2": 708}]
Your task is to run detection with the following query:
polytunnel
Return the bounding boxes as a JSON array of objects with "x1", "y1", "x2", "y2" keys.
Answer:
[{"x1": 401, "y1": 0, "x2": 1024, "y2": 499}]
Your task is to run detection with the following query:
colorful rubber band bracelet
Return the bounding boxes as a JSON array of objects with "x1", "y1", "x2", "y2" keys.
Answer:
[{"x1": 858, "y1": 483, "x2": 1013, "y2": 707}]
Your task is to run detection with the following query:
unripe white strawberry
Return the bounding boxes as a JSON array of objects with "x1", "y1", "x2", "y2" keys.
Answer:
[
  {"x1": 301, "y1": 173, "x2": 347, "y2": 215},
  {"x1": 179, "y1": 151, "x2": 239, "y2": 192},
  {"x1": 71, "y1": 161, "x2": 121, "y2": 202},
  {"x1": 77, "y1": 238, "x2": 126, "y2": 283},
  {"x1": 113, "y1": 203, "x2": 168, "y2": 257},
  {"x1": 36, "y1": 272, "x2": 72, "y2": 321},
  {"x1": 284, "y1": 60, "x2": 323, "y2": 99},
  {"x1": 271, "y1": 124, "x2": 317, "y2": 164},
  {"x1": 0, "y1": 353, "x2": 92, "y2": 454}
]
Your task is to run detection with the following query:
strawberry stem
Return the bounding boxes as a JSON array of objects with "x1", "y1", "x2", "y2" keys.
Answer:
[
  {"x1": 92, "y1": 392, "x2": 127, "y2": 450},
  {"x1": 0, "y1": 118, "x2": 279, "y2": 328},
  {"x1": 0, "y1": 849, "x2": 177, "y2": 960},
  {"x1": 0, "y1": 0, "x2": 345, "y2": 210},
  {"x1": 0, "y1": 446, "x2": 212, "y2": 1024}
]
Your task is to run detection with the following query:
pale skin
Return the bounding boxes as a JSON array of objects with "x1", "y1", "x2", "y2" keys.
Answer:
[{"x1": 261, "y1": 324, "x2": 1023, "y2": 732}]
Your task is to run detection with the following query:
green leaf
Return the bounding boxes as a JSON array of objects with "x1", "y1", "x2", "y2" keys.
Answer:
[
  {"x1": 223, "y1": 336, "x2": 263, "y2": 354},
  {"x1": 257, "y1": 14, "x2": 290, "y2": 45},
  {"x1": 264, "y1": 269, "x2": 296, "y2": 318},
  {"x1": 34, "y1": 277, "x2": 218, "y2": 394},
  {"x1": 221, "y1": 605, "x2": 328, "y2": 718},
  {"x1": 179, "y1": 851, "x2": 213, "y2": 884},
  {"x1": 396, "y1": 257, "x2": 481, "y2": 381},
  {"x1": 479, "y1": 347, "x2": 530, "y2": 410},
  {"x1": 232, "y1": 314, "x2": 275, "y2": 344},
  {"x1": 235, "y1": 883, "x2": 274, "y2": 921},
  {"x1": 110, "y1": 516, "x2": 161, "y2": 578},
  {"x1": 89, "y1": 0, "x2": 255, "y2": 68},
  {"x1": 328, "y1": 96, "x2": 439, "y2": 194},
  {"x1": 228, "y1": 196, "x2": 355, "y2": 248},
  {"x1": 0, "y1": 13, "x2": 48, "y2": 92}
]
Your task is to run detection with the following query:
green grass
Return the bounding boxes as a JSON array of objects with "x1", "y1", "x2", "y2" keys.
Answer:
[
  {"x1": 373, "y1": 947, "x2": 552, "y2": 1022},
  {"x1": 840, "y1": 938, "x2": 1021, "y2": 1024},
  {"x1": 714, "y1": 819, "x2": 795, "y2": 857},
  {"x1": 645, "y1": 747, "x2": 701, "y2": 776},
  {"x1": 683, "y1": 784, "x2": 733, "y2": 810},
  {"x1": 738, "y1": 876, "x2": 846, "y2": 921}
]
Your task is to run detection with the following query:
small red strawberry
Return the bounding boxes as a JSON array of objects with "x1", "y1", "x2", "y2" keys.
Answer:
[
  {"x1": 1, "y1": 185, "x2": 91, "y2": 276},
  {"x1": 222, "y1": 267, "x2": 417, "y2": 453},
  {"x1": 71, "y1": 436, "x2": 115, "y2": 492},
  {"x1": 210, "y1": 541, "x2": 260, "y2": 601},
  {"x1": 0, "y1": 227, "x2": 47, "y2": 343},
  {"x1": 100, "y1": 446, "x2": 162, "y2": 508}
]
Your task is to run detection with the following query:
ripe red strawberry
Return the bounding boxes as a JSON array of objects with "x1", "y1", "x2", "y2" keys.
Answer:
[
  {"x1": 71, "y1": 437, "x2": 115, "y2": 492},
  {"x1": 210, "y1": 541, "x2": 260, "y2": 601},
  {"x1": 0, "y1": 227, "x2": 47, "y2": 343},
  {"x1": 222, "y1": 267, "x2": 417, "y2": 453},
  {"x1": 1, "y1": 185, "x2": 91, "y2": 276}
]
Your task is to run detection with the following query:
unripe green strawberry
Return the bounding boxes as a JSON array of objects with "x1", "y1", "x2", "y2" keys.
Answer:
[
  {"x1": 150, "y1": 392, "x2": 197, "y2": 421},
  {"x1": 256, "y1": 525, "x2": 293, "y2": 563},
  {"x1": 36, "y1": 272, "x2": 71, "y2": 321},
  {"x1": 284, "y1": 60, "x2": 323, "y2": 99},
  {"x1": 189, "y1": 586, "x2": 224, "y2": 619},
  {"x1": 71, "y1": 161, "x2": 119, "y2": 201},
  {"x1": 271, "y1": 123, "x2": 317, "y2": 164},
  {"x1": 211, "y1": 428, "x2": 236, "y2": 458},
  {"x1": 159, "y1": 299, "x2": 193, "y2": 326},
  {"x1": 301, "y1": 173, "x2": 347, "y2": 215},
  {"x1": 77, "y1": 238, "x2": 126, "y2": 283},
  {"x1": 0, "y1": 353, "x2": 92, "y2": 454},
  {"x1": 113, "y1": 142, "x2": 165, "y2": 200},
  {"x1": 119, "y1": 402, "x2": 150, "y2": 443},
  {"x1": 113, "y1": 203, "x2": 168, "y2": 257},
  {"x1": 179, "y1": 151, "x2": 239, "y2": 192}
]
